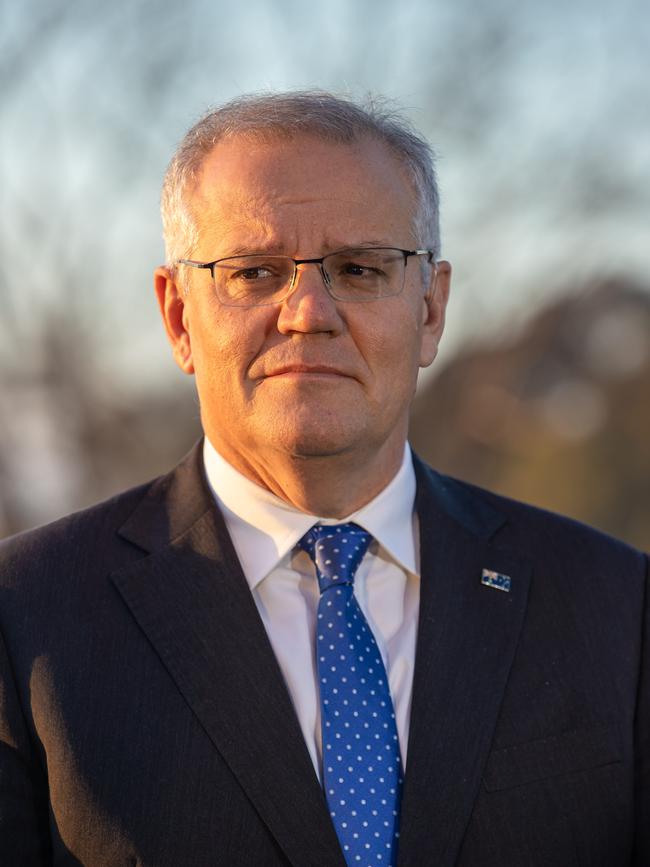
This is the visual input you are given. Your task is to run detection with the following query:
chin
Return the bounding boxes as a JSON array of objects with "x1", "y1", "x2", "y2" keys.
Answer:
[
  {"x1": 284, "y1": 431, "x2": 359, "y2": 459},
  {"x1": 288, "y1": 442, "x2": 354, "y2": 460},
  {"x1": 270, "y1": 417, "x2": 363, "y2": 460}
]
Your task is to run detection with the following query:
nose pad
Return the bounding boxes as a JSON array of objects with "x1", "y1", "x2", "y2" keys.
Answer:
[
  {"x1": 286, "y1": 261, "x2": 332, "y2": 301},
  {"x1": 320, "y1": 264, "x2": 332, "y2": 288}
]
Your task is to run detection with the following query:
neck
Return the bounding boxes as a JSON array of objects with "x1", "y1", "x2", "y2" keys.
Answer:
[{"x1": 205, "y1": 433, "x2": 407, "y2": 518}]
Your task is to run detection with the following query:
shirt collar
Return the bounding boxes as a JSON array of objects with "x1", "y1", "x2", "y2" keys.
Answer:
[{"x1": 202, "y1": 438, "x2": 418, "y2": 590}]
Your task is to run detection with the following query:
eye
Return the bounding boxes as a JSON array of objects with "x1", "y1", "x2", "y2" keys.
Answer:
[
  {"x1": 334, "y1": 252, "x2": 389, "y2": 280},
  {"x1": 232, "y1": 265, "x2": 276, "y2": 282},
  {"x1": 341, "y1": 261, "x2": 379, "y2": 277}
]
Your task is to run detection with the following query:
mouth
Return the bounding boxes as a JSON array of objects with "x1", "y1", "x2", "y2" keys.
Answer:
[{"x1": 265, "y1": 364, "x2": 354, "y2": 379}]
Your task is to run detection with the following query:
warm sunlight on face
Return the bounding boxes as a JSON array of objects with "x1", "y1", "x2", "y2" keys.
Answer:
[{"x1": 156, "y1": 133, "x2": 450, "y2": 478}]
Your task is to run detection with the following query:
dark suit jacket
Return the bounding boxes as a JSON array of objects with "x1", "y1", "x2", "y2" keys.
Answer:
[{"x1": 0, "y1": 443, "x2": 648, "y2": 866}]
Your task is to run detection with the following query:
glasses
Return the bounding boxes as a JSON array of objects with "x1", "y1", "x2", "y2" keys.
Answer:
[{"x1": 177, "y1": 247, "x2": 434, "y2": 307}]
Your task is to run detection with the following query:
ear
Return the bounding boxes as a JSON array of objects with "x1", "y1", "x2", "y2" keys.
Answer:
[
  {"x1": 418, "y1": 259, "x2": 451, "y2": 368},
  {"x1": 154, "y1": 266, "x2": 195, "y2": 374}
]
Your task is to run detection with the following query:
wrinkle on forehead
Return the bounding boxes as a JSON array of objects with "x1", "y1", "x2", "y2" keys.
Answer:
[
  {"x1": 189, "y1": 134, "x2": 420, "y2": 258},
  {"x1": 197, "y1": 214, "x2": 402, "y2": 259},
  {"x1": 194, "y1": 198, "x2": 403, "y2": 258},
  {"x1": 197, "y1": 186, "x2": 372, "y2": 218}
]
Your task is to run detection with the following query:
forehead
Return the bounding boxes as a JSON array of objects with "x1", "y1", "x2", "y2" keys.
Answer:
[{"x1": 189, "y1": 133, "x2": 419, "y2": 253}]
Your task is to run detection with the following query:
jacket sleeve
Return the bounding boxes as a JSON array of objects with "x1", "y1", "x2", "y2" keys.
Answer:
[
  {"x1": 633, "y1": 553, "x2": 650, "y2": 864},
  {"x1": 0, "y1": 624, "x2": 50, "y2": 864}
]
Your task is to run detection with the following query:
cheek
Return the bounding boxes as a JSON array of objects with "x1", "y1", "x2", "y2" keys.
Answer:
[
  {"x1": 189, "y1": 306, "x2": 269, "y2": 396},
  {"x1": 365, "y1": 302, "x2": 422, "y2": 372}
]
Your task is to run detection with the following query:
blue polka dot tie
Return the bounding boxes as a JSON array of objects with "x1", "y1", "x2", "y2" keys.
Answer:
[{"x1": 299, "y1": 523, "x2": 403, "y2": 867}]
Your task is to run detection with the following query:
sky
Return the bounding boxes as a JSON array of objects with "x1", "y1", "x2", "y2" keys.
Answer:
[{"x1": 2, "y1": 0, "x2": 649, "y2": 388}]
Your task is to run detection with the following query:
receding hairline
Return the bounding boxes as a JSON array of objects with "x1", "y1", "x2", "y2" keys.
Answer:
[
  {"x1": 161, "y1": 90, "x2": 441, "y2": 268},
  {"x1": 173, "y1": 90, "x2": 428, "y2": 163},
  {"x1": 184, "y1": 127, "x2": 419, "y2": 203}
]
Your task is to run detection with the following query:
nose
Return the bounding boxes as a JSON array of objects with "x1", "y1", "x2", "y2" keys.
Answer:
[{"x1": 276, "y1": 262, "x2": 343, "y2": 335}]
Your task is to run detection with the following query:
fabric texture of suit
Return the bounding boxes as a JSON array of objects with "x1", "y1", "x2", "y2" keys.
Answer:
[{"x1": 0, "y1": 441, "x2": 648, "y2": 866}]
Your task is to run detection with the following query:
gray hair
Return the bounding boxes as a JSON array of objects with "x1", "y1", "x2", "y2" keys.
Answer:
[{"x1": 160, "y1": 90, "x2": 440, "y2": 274}]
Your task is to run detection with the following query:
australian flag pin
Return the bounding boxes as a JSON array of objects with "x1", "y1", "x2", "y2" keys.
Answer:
[{"x1": 481, "y1": 568, "x2": 512, "y2": 592}]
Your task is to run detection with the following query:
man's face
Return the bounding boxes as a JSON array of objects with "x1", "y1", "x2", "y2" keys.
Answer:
[{"x1": 156, "y1": 133, "x2": 450, "y2": 482}]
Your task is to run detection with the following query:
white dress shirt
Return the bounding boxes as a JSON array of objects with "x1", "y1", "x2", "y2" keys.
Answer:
[{"x1": 202, "y1": 438, "x2": 421, "y2": 781}]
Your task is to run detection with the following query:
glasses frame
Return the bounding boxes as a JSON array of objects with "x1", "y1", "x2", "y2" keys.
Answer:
[{"x1": 177, "y1": 246, "x2": 435, "y2": 307}]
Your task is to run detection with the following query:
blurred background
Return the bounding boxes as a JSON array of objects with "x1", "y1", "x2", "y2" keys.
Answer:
[{"x1": 1, "y1": 0, "x2": 648, "y2": 549}]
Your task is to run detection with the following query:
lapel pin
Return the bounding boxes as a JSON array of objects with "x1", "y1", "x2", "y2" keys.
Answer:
[{"x1": 481, "y1": 568, "x2": 512, "y2": 592}]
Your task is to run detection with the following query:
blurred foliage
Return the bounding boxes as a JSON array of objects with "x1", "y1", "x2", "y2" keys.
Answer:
[{"x1": 410, "y1": 278, "x2": 650, "y2": 551}]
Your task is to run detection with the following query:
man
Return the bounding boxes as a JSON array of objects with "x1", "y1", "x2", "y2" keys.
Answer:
[{"x1": 0, "y1": 92, "x2": 648, "y2": 866}]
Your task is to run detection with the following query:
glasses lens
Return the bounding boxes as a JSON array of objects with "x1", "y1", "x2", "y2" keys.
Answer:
[
  {"x1": 324, "y1": 248, "x2": 406, "y2": 301},
  {"x1": 213, "y1": 256, "x2": 294, "y2": 306}
]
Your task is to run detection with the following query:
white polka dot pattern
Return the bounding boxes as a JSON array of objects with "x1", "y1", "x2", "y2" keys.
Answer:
[{"x1": 299, "y1": 523, "x2": 403, "y2": 867}]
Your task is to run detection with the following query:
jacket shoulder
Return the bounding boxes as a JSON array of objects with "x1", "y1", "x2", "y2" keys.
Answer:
[{"x1": 0, "y1": 477, "x2": 159, "y2": 585}]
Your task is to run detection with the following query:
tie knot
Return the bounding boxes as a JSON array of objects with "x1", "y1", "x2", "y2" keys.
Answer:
[{"x1": 299, "y1": 522, "x2": 372, "y2": 593}]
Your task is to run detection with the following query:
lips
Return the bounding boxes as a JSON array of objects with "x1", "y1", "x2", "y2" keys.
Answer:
[{"x1": 266, "y1": 364, "x2": 354, "y2": 378}]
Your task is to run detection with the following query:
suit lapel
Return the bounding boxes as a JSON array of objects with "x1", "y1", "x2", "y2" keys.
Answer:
[
  {"x1": 109, "y1": 445, "x2": 531, "y2": 867},
  {"x1": 397, "y1": 458, "x2": 532, "y2": 867},
  {"x1": 111, "y1": 445, "x2": 345, "y2": 867}
]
